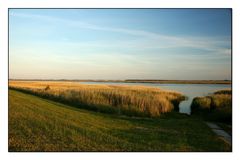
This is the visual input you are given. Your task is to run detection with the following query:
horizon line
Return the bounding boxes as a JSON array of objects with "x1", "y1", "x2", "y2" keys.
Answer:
[{"x1": 8, "y1": 78, "x2": 232, "y2": 81}]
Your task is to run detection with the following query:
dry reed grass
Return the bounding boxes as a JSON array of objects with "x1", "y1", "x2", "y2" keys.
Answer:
[
  {"x1": 191, "y1": 89, "x2": 232, "y2": 123},
  {"x1": 9, "y1": 81, "x2": 184, "y2": 117}
]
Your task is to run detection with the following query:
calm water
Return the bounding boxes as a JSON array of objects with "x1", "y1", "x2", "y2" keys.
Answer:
[{"x1": 80, "y1": 82, "x2": 231, "y2": 115}]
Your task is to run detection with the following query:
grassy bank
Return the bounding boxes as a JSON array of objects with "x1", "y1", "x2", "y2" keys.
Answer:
[
  {"x1": 191, "y1": 89, "x2": 232, "y2": 124},
  {"x1": 9, "y1": 90, "x2": 231, "y2": 151},
  {"x1": 9, "y1": 81, "x2": 185, "y2": 117}
]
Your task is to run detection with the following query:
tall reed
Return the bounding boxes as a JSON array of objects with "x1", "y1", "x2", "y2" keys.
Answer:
[
  {"x1": 191, "y1": 89, "x2": 232, "y2": 123},
  {"x1": 9, "y1": 81, "x2": 185, "y2": 117}
]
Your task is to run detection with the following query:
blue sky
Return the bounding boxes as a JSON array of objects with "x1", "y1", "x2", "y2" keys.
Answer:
[{"x1": 9, "y1": 9, "x2": 231, "y2": 80}]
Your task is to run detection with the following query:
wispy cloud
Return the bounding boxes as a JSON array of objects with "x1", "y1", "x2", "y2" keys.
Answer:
[
  {"x1": 9, "y1": 10, "x2": 231, "y2": 80},
  {"x1": 10, "y1": 11, "x2": 231, "y2": 56}
]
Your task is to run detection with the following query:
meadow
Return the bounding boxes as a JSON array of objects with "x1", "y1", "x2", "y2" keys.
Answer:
[
  {"x1": 9, "y1": 81, "x2": 185, "y2": 117},
  {"x1": 9, "y1": 89, "x2": 231, "y2": 151}
]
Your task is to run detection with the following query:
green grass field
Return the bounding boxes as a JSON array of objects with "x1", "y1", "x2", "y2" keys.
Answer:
[{"x1": 9, "y1": 90, "x2": 231, "y2": 151}]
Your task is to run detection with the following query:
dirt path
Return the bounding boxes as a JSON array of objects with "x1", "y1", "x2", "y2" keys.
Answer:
[{"x1": 205, "y1": 122, "x2": 231, "y2": 145}]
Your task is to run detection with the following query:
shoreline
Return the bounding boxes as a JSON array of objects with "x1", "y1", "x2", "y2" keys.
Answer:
[{"x1": 9, "y1": 79, "x2": 232, "y2": 85}]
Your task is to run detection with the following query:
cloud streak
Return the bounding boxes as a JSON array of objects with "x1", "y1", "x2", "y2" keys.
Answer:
[
  {"x1": 10, "y1": 11, "x2": 231, "y2": 56},
  {"x1": 9, "y1": 10, "x2": 231, "y2": 80}
]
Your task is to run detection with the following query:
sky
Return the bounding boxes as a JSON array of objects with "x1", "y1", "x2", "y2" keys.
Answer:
[{"x1": 9, "y1": 9, "x2": 231, "y2": 80}]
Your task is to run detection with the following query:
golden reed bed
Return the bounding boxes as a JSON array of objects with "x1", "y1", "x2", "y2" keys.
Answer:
[{"x1": 9, "y1": 81, "x2": 185, "y2": 117}]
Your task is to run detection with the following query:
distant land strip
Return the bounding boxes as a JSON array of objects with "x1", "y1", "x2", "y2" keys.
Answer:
[{"x1": 9, "y1": 79, "x2": 231, "y2": 84}]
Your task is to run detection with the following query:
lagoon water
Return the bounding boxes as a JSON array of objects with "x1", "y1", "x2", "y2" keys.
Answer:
[{"x1": 80, "y1": 82, "x2": 231, "y2": 115}]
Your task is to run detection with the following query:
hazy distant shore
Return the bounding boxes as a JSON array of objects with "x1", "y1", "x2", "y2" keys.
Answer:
[{"x1": 9, "y1": 79, "x2": 232, "y2": 84}]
